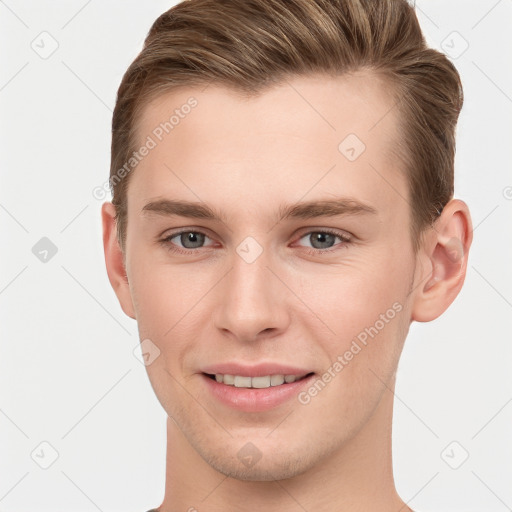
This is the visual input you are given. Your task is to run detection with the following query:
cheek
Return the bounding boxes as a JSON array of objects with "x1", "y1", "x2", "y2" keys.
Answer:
[
  {"x1": 128, "y1": 254, "x2": 218, "y2": 373},
  {"x1": 297, "y1": 268, "x2": 410, "y2": 425},
  {"x1": 129, "y1": 250, "x2": 209, "y2": 327},
  {"x1": 298, "y1": 250, "x2": 413, "y2": 377},
  {"x1": 305, "y1": 258, "x2": 410, "y2": 336},
  {"x1": 128, "y1": 260, "x2": 210, "y2": 413}
]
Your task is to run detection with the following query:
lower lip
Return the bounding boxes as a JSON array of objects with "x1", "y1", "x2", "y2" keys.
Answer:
[{"x1": 201, "y1": 373, "x2": 315, "y2": 412}]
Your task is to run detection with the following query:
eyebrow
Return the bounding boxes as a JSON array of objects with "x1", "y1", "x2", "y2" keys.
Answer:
[{"x1": 141, "y1": 197, "x2": 377, "y2": 222}]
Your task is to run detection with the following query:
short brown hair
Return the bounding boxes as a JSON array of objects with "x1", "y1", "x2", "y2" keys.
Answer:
[{"x1": 110, "y1": 0, "x2": 463, "y2": 251}]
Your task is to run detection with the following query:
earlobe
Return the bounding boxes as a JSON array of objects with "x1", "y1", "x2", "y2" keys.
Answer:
[
  {"x1": 101, "y1": 202, "x2": 136, "y2": 319},
  {"x1": 412, "y1": 199, "x2": 473, "y2": 322}
]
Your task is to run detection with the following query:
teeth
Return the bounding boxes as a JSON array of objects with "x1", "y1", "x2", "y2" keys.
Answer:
[
  {"x1": 270, "y1": 374, "x2": 285, "y2": 386},
  {"x1": 251, "y1": 376, "x2": 271, "y2": 388},
  {"x1": 213, "y1": 373, "x2": 304, "y2": 388},
  {"x1": 223, "y1": 374, "x2": 235, "y2": 385},
  {"x1": 234, "y1": 376, "x2": 251, "y2": 388}
]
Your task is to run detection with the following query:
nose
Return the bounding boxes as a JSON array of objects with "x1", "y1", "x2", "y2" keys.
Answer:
[{"x1": 212, "y1": 245, "x2": 291, "y2": 342}]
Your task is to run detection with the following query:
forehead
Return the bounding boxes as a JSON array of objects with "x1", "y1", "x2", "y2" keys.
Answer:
[{"x1": 129, "y1": 71, "x2": 406, "y2": 219}]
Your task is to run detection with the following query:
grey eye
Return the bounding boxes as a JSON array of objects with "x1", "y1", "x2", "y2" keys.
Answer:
[
  {"x1": 176, "y1": 231, "x2": 206, "y2": 249},
  {"x1": 304, "y1": 232, "x2": 337, "y2": 249}
]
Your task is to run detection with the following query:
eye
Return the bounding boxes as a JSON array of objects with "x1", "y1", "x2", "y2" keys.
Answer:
[
  {"x1": 295, "y1": 229, "x2": 351, "y2": 253},
  {"x1": 160, "y1": 230, "x2": 215, "y2": 254}
]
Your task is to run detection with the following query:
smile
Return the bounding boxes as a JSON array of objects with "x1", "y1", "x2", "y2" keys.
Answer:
[
  {"x1": 207, "y1": 373, "x2": 312, "y2": 388},
  {"x1": 202, "y1": 372, "x2": 316, "y2": 412}
]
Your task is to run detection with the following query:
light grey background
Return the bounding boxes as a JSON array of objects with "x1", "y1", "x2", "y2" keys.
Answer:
[{"x1": 0, "y1": 1, "x2": 511, "y2": 511}]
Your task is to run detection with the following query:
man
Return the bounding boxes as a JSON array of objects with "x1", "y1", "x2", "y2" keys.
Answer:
[{"x1": 102, "y1": 0, "x2": 472, "y2": 510}]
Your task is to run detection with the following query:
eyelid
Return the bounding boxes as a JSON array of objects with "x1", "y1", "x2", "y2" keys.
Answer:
[
  {"x1": 294, "y1": 227, "x2": 352, "y2": 244},
  {"x1": 160, "y1": 225, "x2": 215, "y2": 240}
]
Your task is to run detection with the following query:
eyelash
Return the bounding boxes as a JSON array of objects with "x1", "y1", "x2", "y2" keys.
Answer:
[
  {"x1": 159, "y1": 228, "x2": 352, "y2": 256},
  {"x1": 296, "y1": 229, "x2": 352, "y2": 256}
]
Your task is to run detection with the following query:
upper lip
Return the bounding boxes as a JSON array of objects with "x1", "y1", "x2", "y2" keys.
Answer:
[{"x1": 201, "y1": 363, "x2": 313, "y2": 378}]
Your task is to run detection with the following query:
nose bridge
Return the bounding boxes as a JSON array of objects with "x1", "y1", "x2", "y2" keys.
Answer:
[
  {"x1": 232, "y1": 240, "x2": 272, "y2": 298},
  {"x1": 213, "y1": 235, "x2": 289, "y2": 339}
]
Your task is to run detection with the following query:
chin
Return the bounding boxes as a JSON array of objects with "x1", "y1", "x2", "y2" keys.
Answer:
[{"x1": 199, "y1": 445, "x2": 315, "y2": 482}]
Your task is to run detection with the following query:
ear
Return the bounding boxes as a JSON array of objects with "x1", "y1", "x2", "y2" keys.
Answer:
[
  {"x1": 411, "y1": 199, "x2": 473, "y2": 322},
  {"x1": 101, "y1": 202, "x2": 136, "y2": 319}
]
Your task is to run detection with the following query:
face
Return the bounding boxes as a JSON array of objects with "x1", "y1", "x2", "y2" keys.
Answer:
[{"x1": 120, "y1": 73, "x2": 420, "y2": 480}]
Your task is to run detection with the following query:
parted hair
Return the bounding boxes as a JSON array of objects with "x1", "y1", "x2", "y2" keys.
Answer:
[{"x1": 110, "y1": 0, "x2": 463, "y2": 251}]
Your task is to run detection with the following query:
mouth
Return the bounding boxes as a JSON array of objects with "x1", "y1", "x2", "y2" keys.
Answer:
[
  {"x1": 203, "y1": 372, "x2": 314, "y2": 389},
  {"x1": 200, "y1": 363, "x2": 316, "y2": 411}
]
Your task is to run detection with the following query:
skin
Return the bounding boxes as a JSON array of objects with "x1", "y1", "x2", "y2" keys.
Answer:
[{"x1": 102, "y1": 72, "x2": 472, "y2": 512}]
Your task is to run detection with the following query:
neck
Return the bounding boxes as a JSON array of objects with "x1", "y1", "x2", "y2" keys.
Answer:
[{"x1": 156, "y1": 378, "x2": 409, "y2": 512}]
